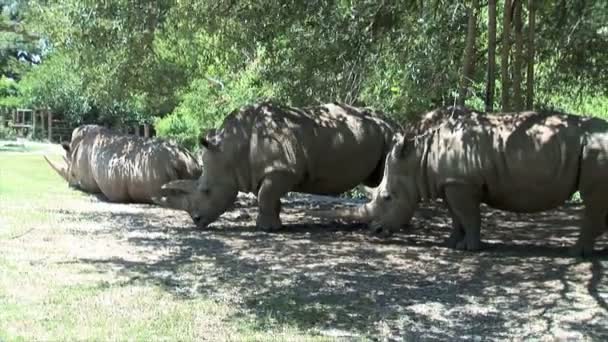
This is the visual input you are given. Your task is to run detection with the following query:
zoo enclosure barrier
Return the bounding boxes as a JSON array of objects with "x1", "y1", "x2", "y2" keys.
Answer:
[{"x1": 0, "y1": 108, "x2": 155, "y2": 142}]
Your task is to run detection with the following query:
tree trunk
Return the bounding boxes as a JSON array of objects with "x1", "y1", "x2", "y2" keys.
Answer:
[
  {"x1": 513, "y1": 0, "x2": 524, "y2": 111},
  {"x1": 501, "y1": 0, "x2": 513, "y2": 111},
  {"x1": 485, "y1": 0, "x2": 497, "y2": 112},
  {"x1": 526, "y1": 0, "x2": 535, "y2": 109},
  {"x1": 458, "y1": 0, "x2": 479, "y2": 106}
]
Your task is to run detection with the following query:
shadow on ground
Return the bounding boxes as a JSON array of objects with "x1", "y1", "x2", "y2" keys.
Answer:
[{"x1": 56, "y1": 194, "x2": 608, "y2": 340}]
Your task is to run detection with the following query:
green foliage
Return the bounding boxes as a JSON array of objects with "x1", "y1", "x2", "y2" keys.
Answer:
[
  {"x1": 18, "y1": 53, "x2": 90, "y2": 125},
  {"x1": 0, "y1": 75, "x2": 23, "y2": 108},
  {"x1": 4, "y1": 0, "x2": 606, "y2": 147},
  {"x1": 155, "y1": 48, "x2": 277, "y2": 150},
  {"x1": 570, "y1": 191, "x2": 582, "y2": 203},
  {"x1": 537, "y1": 89, "x2": 608, "y2": 120},
  {"x1": 0, "y1": 124, "x2": 16, "y2": 139},
  {"x1": 154, "y1": 110, "x2": 200, "y2": 151}
]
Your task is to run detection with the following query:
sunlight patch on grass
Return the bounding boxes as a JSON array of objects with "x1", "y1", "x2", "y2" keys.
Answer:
[{"x1": 0, "y1": 147, "x2": 342, "y2": 341}]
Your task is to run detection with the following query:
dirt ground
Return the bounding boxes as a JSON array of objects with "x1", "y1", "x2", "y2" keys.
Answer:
[{"x1": 36, "y1": 192, "x2": 608, "y2": 340}]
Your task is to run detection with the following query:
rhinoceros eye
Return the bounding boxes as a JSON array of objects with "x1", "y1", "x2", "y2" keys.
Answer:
[{"x1": 379, "y1": 191, "x2": 392, "y2": 201}]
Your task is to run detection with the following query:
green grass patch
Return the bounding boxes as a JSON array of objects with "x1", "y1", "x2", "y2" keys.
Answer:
[
  {"x1": 0, "y1": 146, "x2": 343, "y2": 341},
  {"x1": 0, "y1": 152, "x2": 82, "y2": 202}
]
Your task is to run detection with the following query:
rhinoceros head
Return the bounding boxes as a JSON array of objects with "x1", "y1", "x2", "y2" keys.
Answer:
[
  {"x1": 367, "y1": 135, "x2": 421, "y2": 234},
  {"x1": 153, "y1": 136, "x2": 238, "y2": 228},
  {"x1": 44, "y1": 141, "x2": 81, "y2": 188}
]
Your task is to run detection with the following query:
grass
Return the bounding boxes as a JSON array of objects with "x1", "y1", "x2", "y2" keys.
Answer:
[{"x1": 0, "y1": 143, "x2": 339, "y2": 342}]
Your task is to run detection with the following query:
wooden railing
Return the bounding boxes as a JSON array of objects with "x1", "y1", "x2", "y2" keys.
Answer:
[{"x1": 1, "y1": 108, "x2": 155, "y2": 142}]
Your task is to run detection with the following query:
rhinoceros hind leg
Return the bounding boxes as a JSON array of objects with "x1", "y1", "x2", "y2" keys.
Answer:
[
  {"x1": 569, "y1": 201, "x2": 606, "y2": 258},
  {"x1": 444, "y1": 185, "x2": 482, "y2": 251},
  {"x1": 256, "y1": 172, "x2": 296, "y2": 231},
  {"x1": 445, "y1": 205, "x2": 466, "y2": 249}
]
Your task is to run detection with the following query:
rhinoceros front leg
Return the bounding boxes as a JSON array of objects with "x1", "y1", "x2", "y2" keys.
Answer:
[
  {"x1": 444, "y1": 185, "x2": 482, "y2": 251},
  {"x1": 569, "y1": 201, "x2": 607, "y2": 258},
  {"x1": 256, "y1": 172, "x2": 296, "y2": 231}
]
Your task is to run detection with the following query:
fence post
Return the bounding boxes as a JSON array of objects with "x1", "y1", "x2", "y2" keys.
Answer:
[
  {"x1": 40, "y1": 111, "x2": 45, "y2": 139},
  {"x1": 144, "y1": 124, "x2": 150, "y2": 138},
  {"x1": 32, "y1": 110, "x2": 37, "y2": 138},
  {"x1": 48, "y1": 111, "x2": 53, "y2": 142}
]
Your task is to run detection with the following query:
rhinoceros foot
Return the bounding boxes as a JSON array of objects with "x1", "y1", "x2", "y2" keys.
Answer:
[
  {"x1": 568, "y1": 243, "x2": 595, "y2": 258},
  {"x1": 445, "y1": 228, "x2": 465, "y2": 249},
  {"x1": 256, "y1": 214, "x2": 283, "y2": 232},
  {"x1": 455, "y1": 236, "x2": 481, "y2": 251},
  {"x1": 445, "y1": 236, "x2": 461, "y2": 249}
]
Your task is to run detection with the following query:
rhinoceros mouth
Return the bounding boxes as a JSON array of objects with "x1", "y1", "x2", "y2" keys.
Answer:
[
  {"x1": 192, "y1": 216, "x2": 211, "y2": 229},
  {"x1": 368, "y1": 220, "x2": 395, "y2": 237}
]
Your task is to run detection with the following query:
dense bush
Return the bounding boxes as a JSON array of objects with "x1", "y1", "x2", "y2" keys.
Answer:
[
  {"x1": 18, "y1": 53, "x2": 91, "y2": 125},
  {"x1": 155, "y1": 52, "x2": 277, "y2": 151},
  {"x1": 0, "y1": 125, "x2": 16, "y2": 140}
]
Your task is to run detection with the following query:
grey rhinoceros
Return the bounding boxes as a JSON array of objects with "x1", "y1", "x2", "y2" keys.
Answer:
[
  {"x1": 319, "y1": 106, "x2": 608, "y2": 257},
  {"x1": 44, "y1": 124, "x2": 202, "y2": 203},
  {"x1": 152, "y1": 101, "x2": 401, "y2": 230}
]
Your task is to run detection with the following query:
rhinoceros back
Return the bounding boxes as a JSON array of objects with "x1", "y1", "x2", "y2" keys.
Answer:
[
  {"x1": 423, "y1": 111, "x2": 590, "y2": 212},
  {"x1": 225, "y1": 102, "x2": 399, "y2": 195},
  {"x1": 88, "y1": 133, "x2": 200, "y2": 203}
]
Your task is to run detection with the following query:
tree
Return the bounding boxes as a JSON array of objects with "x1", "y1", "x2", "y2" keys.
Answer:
[
  {"x1": 458, "y1": 0, "x2": 479, "y2": 106},
  {"x1": 485, "y1": 0, "x2": 497, "y2": 112},
  {"x1": 11, "y1": 0, "x2": 607, "y2": 136},
  {"x1": 501, "y1": 0, "x2": 513, "y2": 111},
  {"x1": 512, "y1": 0, "x2": 524, "y2": 111},
  {"x1": 525, "y1": 0, "x2": 535, "y2": 109}
]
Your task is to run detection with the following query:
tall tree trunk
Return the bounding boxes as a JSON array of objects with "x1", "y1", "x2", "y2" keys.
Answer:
[
  {"x1": 513, "y1": 0, "x2": 524, "y2": 111},
  {"x1": 458, "y1": 0, "x2": 479, "y2": 106},
  {"x1": 485, "y1": 0, "x2": 497, "y2": 112},
  {"x1": 526, "y1": 0, "x2": 535, "y2": 109},
  {"x1": 501, "y1": 0, "x2": 513, "y2": 111}
]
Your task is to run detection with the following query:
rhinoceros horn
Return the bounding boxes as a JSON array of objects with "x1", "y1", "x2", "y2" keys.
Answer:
[
  {"x1": 43, "y1": 155, "x2": 68, "y2": 182},
  {"x1": 152, "y1": 179, "x2": 197, "y2": 209},
  {"x1": 311, "y1": 203, "x2": 373, "y2": 223},
  {"x1": 159, "y1": 179, "x2": 196, "y2": 194}
]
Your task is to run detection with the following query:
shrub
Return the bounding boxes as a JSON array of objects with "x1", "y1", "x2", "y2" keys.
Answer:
[
  {"x1": 154, "y1": 110, "x2": 201, "y2": 151},
  {"x1": 18, "y1": 53, "x2": 91, "y2": 126},
  {"x1": 0, "y1": 125, "x2": 16, "y2": 140},
  {"x1": 155, "y1": 49, "x2": 278, "y2": 151}
]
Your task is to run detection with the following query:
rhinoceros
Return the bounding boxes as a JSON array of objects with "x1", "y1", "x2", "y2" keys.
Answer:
[
  {"x1": 44, "y1": 124, "x2": 202, "y2": 203},
  {"x1": 319, "y1": 106, "x2": 608, "y2": 257},
  {"x1": 152, "y1": 101, "x2": 401, "y2": 230}
]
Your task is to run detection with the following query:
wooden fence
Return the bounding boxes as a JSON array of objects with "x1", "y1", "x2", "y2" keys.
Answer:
[{"x1": 1, "y1": 108, "x2": 154, "y2": 142}]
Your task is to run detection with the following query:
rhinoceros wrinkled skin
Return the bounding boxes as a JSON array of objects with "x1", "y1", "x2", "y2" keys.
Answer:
[
  {"x1": 153, "y1": 101, "x2": 401, "y2": 230},
  {"x1": 322, "y1": 106, "x2": 608, "y2": 257},
  {"x1": 44, "y1": 124, "x2": 202, "y2": 203}
]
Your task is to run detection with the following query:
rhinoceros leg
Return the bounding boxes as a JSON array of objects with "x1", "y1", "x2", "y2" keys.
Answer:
[
  {"x1": 256, "y1": 172, "x2": 296, "y2": 231},
  {"x1": 444, "y1": 185, "x2": 482, "y2": 251},
  {"x1": 445, "y1": 205, "x2": 466, "y2": 249},
  {"x1": 569, "y1": 202, "x2": 607, "y2": 257}
]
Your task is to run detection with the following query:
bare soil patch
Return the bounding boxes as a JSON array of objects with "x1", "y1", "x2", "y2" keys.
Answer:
[{"x1": 25, "y1": 192, "x2": 608, "y2": 340}]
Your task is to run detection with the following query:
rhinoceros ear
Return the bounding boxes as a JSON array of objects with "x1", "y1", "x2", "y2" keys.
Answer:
[
  {"x1": 200, "y1": 137, "x2": 220, "y2": 152},
  {"x1": 203, "y1": 128, "x2": 217, "y2": 140},
  {"x1": 61, "y1": 142, "x2": 71, "y2": 153},
  {"x1": 394, "y1": 138, "x2": 415, "y2": 159}
]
